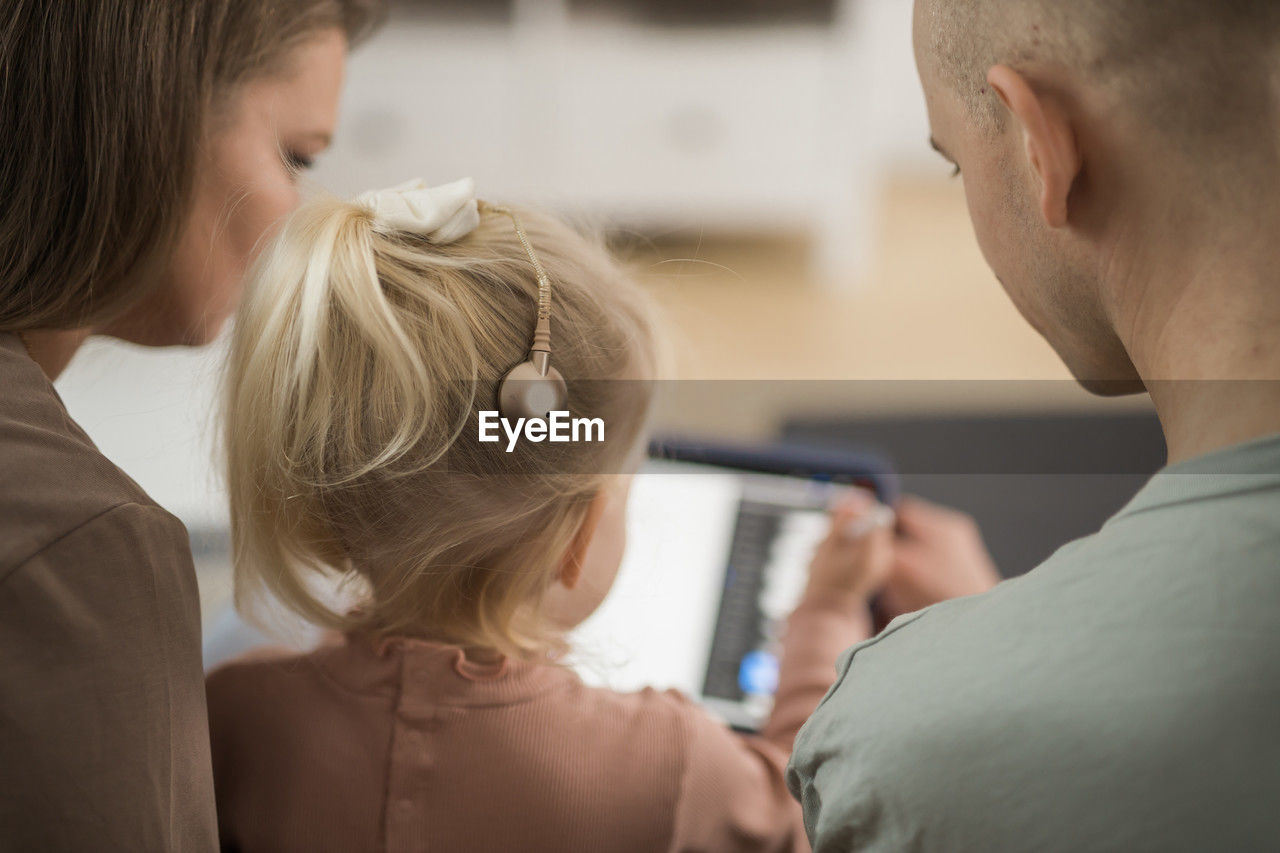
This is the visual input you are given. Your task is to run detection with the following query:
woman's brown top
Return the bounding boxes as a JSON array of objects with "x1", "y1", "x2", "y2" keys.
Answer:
[{"x1": 0, "y1": 332, "x2": 216, "y2": 850}]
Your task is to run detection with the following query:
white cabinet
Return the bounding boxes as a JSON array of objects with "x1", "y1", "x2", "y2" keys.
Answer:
[
  {"x1": 552, "y1": 29, "x2": 831, "y2": 229},
  {"x1": 316, "y1": 0, "x2": 885, "y2": 287}
]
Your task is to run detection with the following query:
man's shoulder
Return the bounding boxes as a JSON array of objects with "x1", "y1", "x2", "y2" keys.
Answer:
[
  {"x1": 790, "y1": 516, "x2": 1280, "y2": 851},
  {"x1": 834, "y1": 534, "x2": 1101, "y2": 669},
  {"x1": 793, "y1": 507, "x2": 1280, "y2": 758},
  {"x1": 832, "y1": 507, "x2": 1280, "y2": 703},
  {"x1": 847, "y1": 491, "x2": 1280, "y2": 674}
]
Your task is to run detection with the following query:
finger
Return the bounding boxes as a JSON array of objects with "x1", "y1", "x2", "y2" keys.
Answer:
[
  {"x1": 885, "y1": 550, "x2": 925, "y2": 584},
  {"x1": 887, "y1": 532, "x2": 925, "y2": 564},
  {"x1": 895, "y1": 495, "x2": 971, "y2": 538},
  {"x1": 840, "y1": 503, "x2": 896, "y2": 541},
  {"x1": 814, "y1": 491, "x2": 895, "y2": 573},
  {"x1": 809, "y1": 511, "x2": 894, "y2": 597},
  {"x1": 823, "y1": 487, "x2": 894, "y2": 544},
  {"x1": 856, "y1": 525, "x2": 897, "y2": 588},
  {"x1": 829, "y1": 486, "x2": 876, "y2": 517},
  {"x1": 892, "y1": 496, "x2": 936, "y2": 537},
  {"x1": 815, "y1": 489, "x2": 876, "y2": 550}
]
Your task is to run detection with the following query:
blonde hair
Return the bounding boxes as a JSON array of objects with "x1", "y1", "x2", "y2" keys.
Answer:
[{"x1": 224, "y1": 195, "x2": 657, "y2": 655}]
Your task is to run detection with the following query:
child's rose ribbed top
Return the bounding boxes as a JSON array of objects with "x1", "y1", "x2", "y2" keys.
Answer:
[{"x1": 207, "y1": 600, "x2": 867, "y2": 853}]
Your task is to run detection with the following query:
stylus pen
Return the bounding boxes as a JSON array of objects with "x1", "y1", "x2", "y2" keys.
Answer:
[{"x1": 841, "y1": 504, "x2": 896, "y2": 540}]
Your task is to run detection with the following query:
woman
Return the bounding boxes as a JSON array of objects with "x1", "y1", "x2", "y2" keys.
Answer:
[{"x1": 0, "y1": 2, "x2": 382, "y2": 848}]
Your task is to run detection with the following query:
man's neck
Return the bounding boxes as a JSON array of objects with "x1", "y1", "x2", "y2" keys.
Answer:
[
  {"x1": 18, "y1": 329, "x2": 91, "y2": 381},
  {"x1": 1116, "y1": 243, "x2": 1280, "y2": 465},
  {"x1": 1149, "y1": 379, "x2": 1280, "y2": 465}
]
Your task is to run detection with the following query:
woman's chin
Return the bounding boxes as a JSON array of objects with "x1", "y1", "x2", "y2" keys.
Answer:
[
  {"x1": 102, "y1": 305, "x2": 233, "y2": 348},
  {"x1": 179, "y1": 312, "x2": 233, "y2": 347}
]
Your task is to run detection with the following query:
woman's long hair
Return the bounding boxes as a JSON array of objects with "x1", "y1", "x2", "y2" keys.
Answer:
[{"x1": 0, "y1": 0, "x2": 384, "y2": 332}]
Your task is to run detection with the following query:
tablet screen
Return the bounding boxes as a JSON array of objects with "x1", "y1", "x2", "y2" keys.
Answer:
[{"x1": 570, "y1": 458, "x2": 847, "y2": 729}]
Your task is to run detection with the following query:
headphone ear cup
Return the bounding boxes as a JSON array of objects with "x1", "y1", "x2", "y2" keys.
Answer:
[{"x1": 498, "y1": 360, "x2": 568, "y2": 420}]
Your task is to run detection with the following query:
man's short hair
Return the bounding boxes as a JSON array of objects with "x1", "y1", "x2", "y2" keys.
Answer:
[{"x1": 922, "y1": 0, "x2": 1280, "y2": 151}]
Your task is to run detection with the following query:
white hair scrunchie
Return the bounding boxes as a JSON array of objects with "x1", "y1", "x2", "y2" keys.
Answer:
[{"x1": 355, "y1": 177, "x2": 481, "y2": 243}]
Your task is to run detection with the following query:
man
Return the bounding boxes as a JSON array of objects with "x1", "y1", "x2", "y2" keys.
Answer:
[{"x1": 787, "y1": 1, "x2": 1280, "y2": 849}]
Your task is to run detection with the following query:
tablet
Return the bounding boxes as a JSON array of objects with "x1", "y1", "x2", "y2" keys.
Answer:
[{"x1": 569, "y1": 438, "x2": 897, "y2": 731}]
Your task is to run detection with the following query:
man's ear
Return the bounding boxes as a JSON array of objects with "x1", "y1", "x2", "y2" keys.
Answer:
[
  {"x1": 557, "y1": 491, "x2": 609, "y2": 590},
  {"x1": 987, "y1": 64, "x2": 1083, "y2": 229}
]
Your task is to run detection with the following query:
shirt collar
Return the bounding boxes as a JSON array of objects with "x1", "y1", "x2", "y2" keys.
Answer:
[
  {"x1": 1111, "y1": 431, "x2": 1280, "y2": 523},
  {"x1": 315, "y1": 633, "x2": 574, "y2": 707}
]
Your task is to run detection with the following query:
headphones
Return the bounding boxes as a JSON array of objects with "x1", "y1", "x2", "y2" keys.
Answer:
[{"x1": 480, "y1": 202, "x2": 569, "y2": 420}]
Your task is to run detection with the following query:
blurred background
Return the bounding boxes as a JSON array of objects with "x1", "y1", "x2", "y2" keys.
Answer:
[{"x1": 54, "y1": 0, "x2": 1163, "y2": 631}]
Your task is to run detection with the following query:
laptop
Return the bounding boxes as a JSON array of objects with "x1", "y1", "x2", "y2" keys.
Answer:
[{"x1": 570, "y1": 438, "x2": 897, "y2": 731}]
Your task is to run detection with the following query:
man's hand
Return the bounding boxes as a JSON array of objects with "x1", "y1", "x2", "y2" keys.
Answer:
[
  {"x1": 802, "y1": 491, "x2": 896, "y2": 614},
  {"x1": 879, "y1": 496, "x2": 1000, "y2": 619}
]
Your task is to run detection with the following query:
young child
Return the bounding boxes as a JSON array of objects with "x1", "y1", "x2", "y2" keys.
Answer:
[{"x1": 207, "y1": 178, "x2": 894, "y2": 852}]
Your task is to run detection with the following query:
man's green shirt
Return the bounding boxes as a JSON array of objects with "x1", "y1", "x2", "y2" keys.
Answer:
[{"x1": 788, "y1": 433, "x2": 1280, "y2": 851}]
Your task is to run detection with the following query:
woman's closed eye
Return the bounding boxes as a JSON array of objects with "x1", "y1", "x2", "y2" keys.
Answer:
[{"x1": 284, "y1": 150, "x2": 316, "y2": 177}]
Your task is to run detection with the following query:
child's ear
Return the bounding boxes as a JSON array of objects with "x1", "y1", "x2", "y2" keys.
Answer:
[{"x1": 557, "y1": 491, "x2": 610, "y2": 590}]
